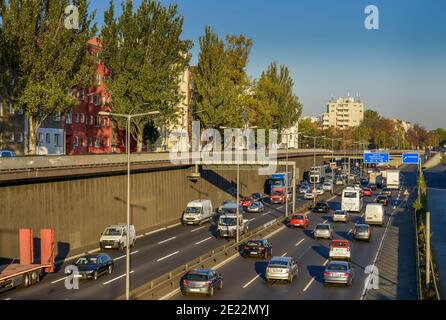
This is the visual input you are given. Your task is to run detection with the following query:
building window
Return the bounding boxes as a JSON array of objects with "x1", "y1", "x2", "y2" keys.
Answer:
[
  {"x1": 80, "y1": 113, "x2": 85, "y2": 124},
  {"x1": 9, "y1": 103, "x2": 14, "y2": 114},
  {"x1": 95, "y1": 94, "x2": 101, "y2": 106},
  {"x1": 95, "y1": 74, "x2": 101, "y2": 86},
  {"x1": 38, "y1": 133, "x2": 44, "y2": 143},
  {"x1": 17, "y1": 132, "x2": 23, "y2": 143},
  {"x1": 54, "y1": 111, "x2": 61, "y2": 121},
  {"x1": 89, "y1": 137, "x2": 93, "y2": 147},
  {"x1": 105, "y1": 137, "x2": 110, "y2": 147},
  {"x1": 54, "y1": 134, "x2": 60, "y2": 146},
  {"x1": 73, "y1": 136, "x2": 79, "y2": 147},
  {"x1": 66, "y1": 113, "x2": 72, "y2": 124},
  {"x1": 95, "y1": 116, "x2": 100, "y2": 127},
  {"x1": 9, "y1": 132, "x2": 14, "y2": 142},
  {"x1": 0, "y1": 103, "x2": 3, "y2": 116},
  {"x1": 89, "y1": 95, "x2": 93, "y2": 104},
  {"x1": 79, "y1": 89, "x2": 85, "y2": 101},
  {"x1": 90, "y1": 115, "x2": 94, "y2": 125},
  {"x1": 18, "y1": 107, "x2": 24, "y2": 115},
  {"x1": 75, "y1": 113, "x2": 79, "y2": 123},
  {"x1": 95, "y1": 137, "x2": 100, "y2": 147},
  {"x1": 46, "y1": 133, "x2": 51, "y2": 144},
  {"x1": 80, "y1": 136, "x2": 84, "y2": 146}
]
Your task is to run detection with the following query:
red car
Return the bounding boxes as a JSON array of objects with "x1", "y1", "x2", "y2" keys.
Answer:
[
  {"x1": 270, "y1": 192, "x2": 285, "y2": 204},
  {"x1": 240, "y1": 197, "x2": 253, "y2": 208},
  {"x1": 362, "y1": 187, "x2": 373, "y2": 197},
  {"x1": 288, "y1": 213, "x2": 309, "y2": 228}
]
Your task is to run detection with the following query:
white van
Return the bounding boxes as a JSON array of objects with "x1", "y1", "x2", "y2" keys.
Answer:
[
  {"x1": 364, "y1": 203, "x2": 385, "y2": 226},
  {"x1": 182, "y1": 199, "x2": 214, "y2": 225},
  {"x1": 100, "y1": 224, "x2": 136, "y2": 250},
  {"x1": 341, "y1": 187, "x2": 363, "y2": 212}
]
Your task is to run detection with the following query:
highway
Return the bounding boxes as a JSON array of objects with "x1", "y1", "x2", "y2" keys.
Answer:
[
  {"x1": 0, "y1": 167, "x2": 417, "y2": 300},
  {"x1": 172, "y1": 167, "x2": 417, "y2": 300},
  {"x1": 1, "y1": 191, "x2": 305, "y2": 300}
]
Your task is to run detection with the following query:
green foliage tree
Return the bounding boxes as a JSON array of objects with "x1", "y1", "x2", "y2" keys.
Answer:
[
  {"x1": 100, "y1": 0, "x2": 192, "y2": 151},
  {"x1": 0, "y1": 0, "x2": 96, "y2": 154}
]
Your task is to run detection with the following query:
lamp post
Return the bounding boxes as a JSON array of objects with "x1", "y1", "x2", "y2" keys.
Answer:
[{"x1": 99, "y1": 108, "x2": 160, "y2": 300}]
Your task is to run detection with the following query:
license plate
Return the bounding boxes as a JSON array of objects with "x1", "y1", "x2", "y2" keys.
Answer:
[
  {"x1": 250, "y1": 252, "x2": 258, "y2": 255},
  {"x1": 74, "y1": 275, "x2": 83, "y2": 278},
  {"x1": 189, "y1": 288, "x2": 200, "y2": 292},
  {"x1": 105, "y1": 246, "x2": 112, "y2": 249}
]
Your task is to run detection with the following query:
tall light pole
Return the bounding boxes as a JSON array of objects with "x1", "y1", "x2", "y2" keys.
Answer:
[{"x1": 99, "y1": 109, "x2": 160, "y2": 300}]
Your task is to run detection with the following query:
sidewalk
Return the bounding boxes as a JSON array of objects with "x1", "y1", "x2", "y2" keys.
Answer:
[{"x1": 366, "y1": 170, "x2": 418, "y2": 300}]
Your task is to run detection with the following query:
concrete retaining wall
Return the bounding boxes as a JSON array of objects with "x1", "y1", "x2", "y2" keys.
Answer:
[{"x1": 0, "y1": 155, "x2": 323, "y2": 260}]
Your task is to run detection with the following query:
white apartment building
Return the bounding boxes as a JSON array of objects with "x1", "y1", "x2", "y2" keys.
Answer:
[{"x1": 322, "y1": 96, "x2": 364, "y2": 129}]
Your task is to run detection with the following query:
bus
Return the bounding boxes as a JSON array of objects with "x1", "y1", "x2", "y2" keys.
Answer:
[{"x1": 341, "y1": 187, "x2": 363, "y2": 212}]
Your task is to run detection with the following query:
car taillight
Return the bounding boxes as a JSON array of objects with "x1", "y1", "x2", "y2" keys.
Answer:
[
  {"x1": 182, "y1": 279, "x2": 189, "y2": 286},
  {"x1": 204, "y1": 280, "x2": 212, "y2": 286},
  {"x1": 341, "y1": 273, "x2": 349, "y2": 277},
  {"x1": 324, "y1": 272, "x2": 331, "y2": 277},
  {"x1": 258, "y1": 247, "x2": 265, "y2": 251},
  {"x1": 244, "y1": 246, "x2": 250, "y2": 250}
]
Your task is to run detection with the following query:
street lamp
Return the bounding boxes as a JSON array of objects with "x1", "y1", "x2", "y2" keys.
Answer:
[
  {"x1": 219, "y1": 125, "x2": 257, "y2": 244},
  {"x1": 99, "y1": 108, "x2": 160, "y2": 300}
]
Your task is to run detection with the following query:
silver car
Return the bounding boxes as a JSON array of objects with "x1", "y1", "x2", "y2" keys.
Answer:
[
  {"x1": 332, "y1": 210, "x2": 349, "y2": 223},
  {"x1": 299, "y1": 185, "x2": 310, "y2": 194},
  {"x1": 265, "y1": 256, "x2": 298, "y2": 283},
  {"x1": 304, "y1": 189, "x2": 316, "y2": 200},
  {"x1": 314, "y1": 223, "x2": 333, "y2": 240},
  {"x1": 323, "y1": 261, "x2": 354, "y2": 286},
  {"x1": 353, "y1": 223, "x2": 372, "y2": 241},
  {"x1": 247, "y1": 201, "x2": 265, "y2": 213},
  {"x1": 315, "y1": 185, "x2": 325, "y2": 195},
  {"x1": 322, "y1": 182, "x2": 333, "y2": 192}
]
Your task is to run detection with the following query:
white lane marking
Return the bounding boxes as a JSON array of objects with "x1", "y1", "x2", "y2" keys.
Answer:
[
  {"x1": 113, "y1": 250, "x2": 139, "y2": 261},
  {"x1": 190, "y1": 226, "x2": 206, "y2": 232},
  {"x1": 243, "y1": 274, "x2": 262, "y2": 288},
  {"x1": 278, "y1": 205, "x2": 284, "y2": 209},
  {"x1": 281, "y1": 252, "x2": 288, "y2": 257},
  {"x1": 295, "y1": 239, "x2": 305, "y2": 247},
  {"x1": 156, "y1": 251, "x2": 180, "y2": 262},
  {"x1": 262, "y1": 212, "x2": 270, "y2": 216},
  {"x1": 323, "y1": 220, "x2": 328, "y2": 224},
  {"x1": 166, "y1": 223, "x2": 181, "y2": 229},
  {"x1": 4, "y1": 298, "x2": 11, "y2": 300},
  {"x1": 103, "y1": 270, "x2": 135, "y2": 285},
  {"x1": 303, "y1": 277, "x2": 315, "y2": 292},
  {"x1": 145, "y1": 227, "x2": 166, "y2": 236},
  {"x1": 157, "y1": 236, "x2": 176, "y2": 245},
  {"x1": 51, "y1": 276, "x2": 68, "y2": 284},
  {"x1": 323, "y1": 259, "x2": 329, "y2": 266},
  {"x1": 248, "y1": 218, "x2": 256, "y2": 222},
  {"x1": 195, "y1": 237, "x2": 212, "y2": 245}
]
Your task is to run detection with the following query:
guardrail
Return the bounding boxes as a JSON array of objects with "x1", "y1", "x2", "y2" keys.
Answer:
[{"x1": 118, "y1": 189, "x2": 340, "y2": 300}]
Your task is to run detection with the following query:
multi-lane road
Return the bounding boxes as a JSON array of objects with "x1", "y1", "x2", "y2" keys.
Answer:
[{"x1": 1, "y1": 166, "x2": 417, "y2": 300}]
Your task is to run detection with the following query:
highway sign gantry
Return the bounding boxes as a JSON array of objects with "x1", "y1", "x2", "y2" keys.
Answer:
[
  {"x1": 402, "y1": 152, "x2": 419, "y2": 164},
  {"x1": 364, "y1": 152, "x2": 390, "y2": 164}
]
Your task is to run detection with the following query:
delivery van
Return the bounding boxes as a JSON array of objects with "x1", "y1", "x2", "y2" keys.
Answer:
[
  {"x1": 364, "y1": 203, "x2": 385, "y2": 226},
  {"x1": 182, "y1": 199, "x2": 214, "y2": 225},
  {"x1": 100, "y1": 224, "x2": 136, "y2": 250}
]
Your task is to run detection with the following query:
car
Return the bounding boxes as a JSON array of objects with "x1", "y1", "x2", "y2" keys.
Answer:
[
  {"x1": 314, "y1": 223, "x2": 333, "y2": 240},
  {"x1": 376, "y1": 195, "x2": 389, "y2": 206},
  {"x1": 270, "y1": 191, "x2": 285, "y2": 204},
  {"x1": 299, "y1": 185, "x2": 310, "y2": 194},
  {"x1": 288, "y1": 213, "x2": 309, "y2": 228},
  {"x1": 304, "y1": 189, "x2": 316, "y2": 200},
  {"x1": 381, "y1": 188, "x2": 392, "y2": 196},
  {"x1": 360, "y1": 178, "x2": 369, "y2": 187},
  {"x1": 66, "y1": 253, "x2": 114, "y2": 280},
  {"x1": 180, "y1": 269, "x2": 223, "y2": 297},
  {"x1": 335, "y1": 178, "x2": 344, "y2": 185},
  {"x1": 329, "y1": 240, "x2": 351, "y2": 261},
  {"x1": 251, "y1": 193, "x2": 263, "y2": 201},
  {"x1": 0, "y1": 150, "x2": 16, "y2": 157},
  {"x1": 240, "y1": 197, "x2": 253, "y2": 208},
  {"x1": 218, "y1": 200, "x2": 234, "y2": 214},
  {"x1": 246, "y1": 201, "x2": 265, "y2": 213},
  {"x1": 265, "y1": 256, "x2": 298, "y2": 283},
  {"x1": 312, "y1": 201, "x2": 330, "y2": 213},
  {"x1": 353, "y1": 182, "x2": 361, "y2": 189},
  {"x1": 362, "y1": 187, "x2": 373, "y2": 197},
  {"x1": 353, "y1": 223, "x2": 372, "y2": 241},
  {"x1": 100, "y1": 224, "x2": 136, "y2": 250},
  {"x1": 315, "y1": 185, "x2": 325, "y2": 195},
  {"x1": 323, "y1": 261, "x2": 354, "y2": 286},
  {"x1": 369, "y1": 183, "x2": 377, "y2": 191},
  {"x1": 322, "y1": 182, "x2": 333, "y2": 192},
  {"x1": 332, "y1": 210, "x2": 349, "y2": 223},
  {"x1": 242, "y1": 239, "x2": 272, "y2": 259}
]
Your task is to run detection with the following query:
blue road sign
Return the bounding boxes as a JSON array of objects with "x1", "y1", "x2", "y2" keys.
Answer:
[
  {"x1": 402, "y1": 153, "x2": 419, "y2": 164},
  {"x1": 364, "y1": 152, "x2": 390, "y2": 164}
]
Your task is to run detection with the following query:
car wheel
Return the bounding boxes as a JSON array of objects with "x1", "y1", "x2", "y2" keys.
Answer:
[
  {"x1": 264, "y1": 251, "x2": 268, "y2": 260},
  {"x1": 181, "y1": 289, "x2": 187, "y2": 296},
  {"x1": 219, "y1": 280, "x2": 223, "y2": 290},
  {"x1": 93, "y1": 271, "x2": 98, "y2": 281},
  {"x1": 22, "y1": 273, "x2": 30, "y2": 288},
  {"x1": 208, "y1": 286, "x2": 214, "y2": 297},
  {"x1": 108, "y1": 265, "x2": 113, "y2": 275}
]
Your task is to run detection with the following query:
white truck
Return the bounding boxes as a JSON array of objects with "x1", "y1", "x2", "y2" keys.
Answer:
[
  {"x1": 182, "y1": 199, "x2": 214, "y2": 225},
  {"x1": 217, "y1": 213, "x2": 249, "y2": 239},
  {"x1": 100, "y1": 224, "x2": 136, "y2": 250},
  {"x1": 386, "y1": 170, "x2": 400, "y2": 190},
  {"x1": 364, "y1": 203, "x2": 385, "y2": 226},
  {"x1": 309, "y1": 166, "x2": 326, "y2": 184},
  {"x1": 369, "y1": 171, "x2": 383, "y2": 188}
]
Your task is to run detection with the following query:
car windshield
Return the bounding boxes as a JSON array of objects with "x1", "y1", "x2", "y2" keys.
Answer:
[
  {"x1": 356, "y1": 226, "x2": 369, "y2": 232},
  {"x1": 185, "y1": 273, "x2": 209, "y2": 281},
  {"x1": 242, "y1": 198, "x2": 251, "y2": 202},
  {"x1": 219, "y1": 217, "x2": 237, "y2": 226},
  {"x1": 103, "y1": 228, "x2": 122, "y2": 236},
  {"x1": 343, "y1": 191, "x2": 358, "y2": 198},
  {"x1": 316, "y1": 224, "x2": 330, "y2": 230},
  {"x1": 246, "y1": 240, "x2": 263, "y2": 247},
  {"x1": 268, "y1": 260, "x2": 289, "y2": 268},
  {"x1": 292, "y1": 215, "x2": 304, "y2": 219},
  {"x1": 271, "y1": 179, "x2": 283, "y2": 187},
  {"x1": 250, "y1": 202, "x2": 260, "y2": 207},
  {"x1": 316, "y1": 202, "x2": 326, "y2": 207},
  {"x1": 327, "y1": 263, "x2": 348, "y2": 271},
  {"x1": 335, "y1": 211, "x2": 346, "y2": 215},
  {"x1": 186, "y1": 207, "x2": 202, "y2": 214},
  {"x1": 332, "y1": 242, "x2": 348, "y2": 247},
  {"x1": 272, "y1": 192, "x2": 282, "y2": 196},
  {"x1": 76, "y1": 256, "x2": 98, "y2": 265},
  {"x1": 378, "y1": 196, "x2": 387, "y2": 200}
]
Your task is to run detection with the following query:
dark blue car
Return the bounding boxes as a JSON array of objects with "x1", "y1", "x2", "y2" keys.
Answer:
[{"x1": 67, "y1": 253, "x2": 114, "y2": 280}]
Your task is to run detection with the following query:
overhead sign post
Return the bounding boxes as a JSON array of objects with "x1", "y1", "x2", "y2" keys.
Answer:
[
  {"x1": 363, "y1": 152, "x2": 390, "y2": 164},
  {"x1": 402, "y1": 152, "x2": 419, "y2": 165}
]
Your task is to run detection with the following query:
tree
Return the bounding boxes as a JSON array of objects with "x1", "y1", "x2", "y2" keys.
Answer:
[
  {"x1": 0, "y1": 0, "x2": 96, "y2": 154},
  {"x1": 192, "y1": 27, "x2": 252, "y2": 129},
  {"x1": 100, "y1": 0, "x2": 192, "y2": 151},
  {"x1": 253, "y1": 62, "x2": 302, "y2": 133},
  {"x1": 406, "y1": 124, "x2": 429, "y2": 149}
]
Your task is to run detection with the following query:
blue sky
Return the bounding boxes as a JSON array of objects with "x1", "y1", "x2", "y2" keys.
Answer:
[{"x1": 89, "y1": 0, "x2": 446, "y2": 129}]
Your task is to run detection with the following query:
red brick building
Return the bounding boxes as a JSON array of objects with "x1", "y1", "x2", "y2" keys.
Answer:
[{"x1": 65, "y1": 38, "x2": 113, "y2": 155}]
